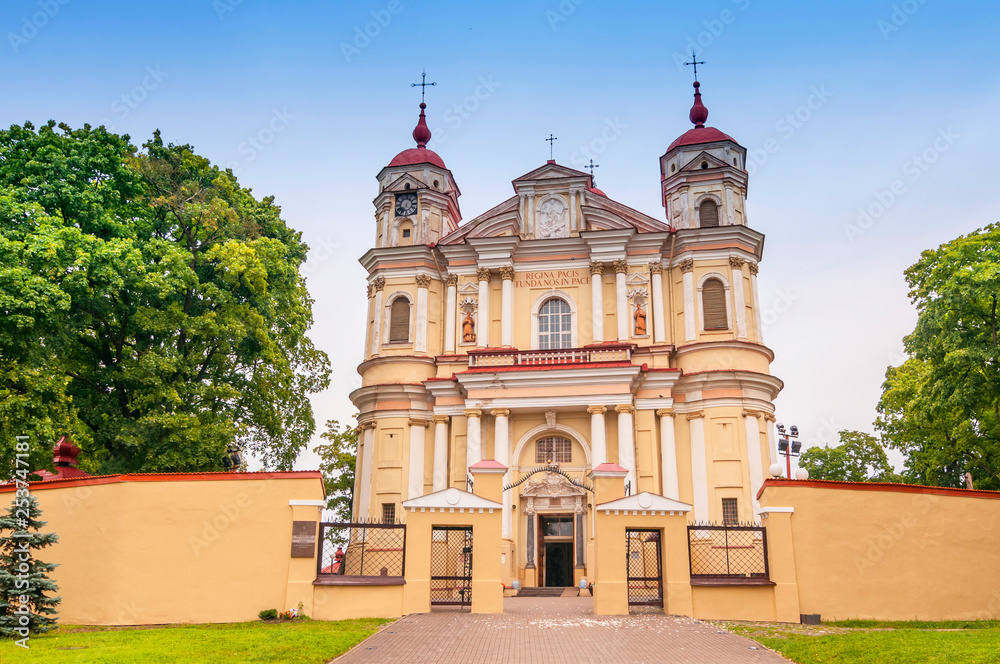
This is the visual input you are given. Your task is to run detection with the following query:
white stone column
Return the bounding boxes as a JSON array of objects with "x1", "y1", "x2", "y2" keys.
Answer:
[
  {"x1": 499, "y1": 266, "x2": 514, "y2": 347},
  {"x1": 370, "y1": 277, "x2": 385, "y2": 356},
  {"x1": 613, "y1": 259, "x2": 629, "y2": 341},
  {"x1": 725, "y1": 185, "x2": 735, "y2": 226},
  {"x1": 615, "y1": 405, "x2": 636, "y2": 492},
  {"x1": 527, "y1": 194, "x2": 535, "y2": 235},
  {"x1": 588, "y1": 406, "x2": 607, "y2": 466},
  {"x1": 465, "y1": 409, "x2": 482, "y2": 469},
  {"x1": 407, "y1": 418, "x2": 428, "y2": 500},
  {"x1": 590, "y1": 262, "x2": 605, "y2": 343},
  {"x1": 681, "y1": 260, "x2": 695, "y2": 342},
  {"x1": 358, "y1": 423, "x2": 376, "y2": 520},
  {"x1": 492, "y1": 409, "x2": 512, "y2": 538},
  {"x1": 444, "y1": 275, "x2": 458, "y2": 353},
  {"x1": 650, "y1": 263, "x2": 666, "y2": 344},
  {"x1": 765, "y1": 414, "x2": 779, "y2": 468},
  {"x1": 688, "y1": 412, "x2": 710, "y2": 523},
  {"x1": 730, "y1": 257, "x2": 748, "y2": 339},
  {"x1": 656, "y1": 409, "x2": 679, "y2": 500},
  {"x1": 432, "y1": 415, "x2": 450, "y2": 492},
  {"x1": 749, "y1": 263, "x2": 763, "y2": 342},
  {"x1": 743, "y1": 410, "x2": 765, "y2": 515},
  {"x1": 476, "y1": 268, "x2": 491, "y2": 348},
  {"x1": 415, "y1": 275, "x2": 431, "y2": 353}
]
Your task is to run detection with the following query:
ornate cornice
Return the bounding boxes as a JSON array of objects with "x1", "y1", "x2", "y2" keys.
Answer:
[
  {"x1": 679, "y1": 259, "x2": 694, "y2": 273},
  {"x1": 499, "y1": 266, "x2": 515, "y2": 282},
  {"x1": 415, "y1": 274, "x2": 432, "y2": 288},
  {"x1": 612, "y1": 259, "x2": 628, "y2": 274},
  {"x1": 445, "y1": 274, "x2": 458, "y2": 287},
  {"x1": 491, "y1": 408, "x2": 511, "y2": 418},
  {"x1": 655, "y1": 408, "x2": 675, "y2": 418},
  {"x1": 476, "y1": 267, "x2": 492, "y2": 282},
  {"x1": 589, "y1": 261, "x2": 605, "y2": 276},
  {"x1": 729, "y1": 256, "x2": 746, "y2": 269},
  {"x1": 587, "y1": 405, "x2": 607, "y2": 415},
  {"x1": 649, "y1": 262, "x2": 663, "y2": 275},
  {"x1": 748, "y1": 262, "x2": 759, "y2": 276}
]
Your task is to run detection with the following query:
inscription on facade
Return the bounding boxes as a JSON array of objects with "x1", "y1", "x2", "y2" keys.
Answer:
[
  {"x1": 515, "y1": 270, "x2": 589, "y2": 288},
  {"x1": 290, "y1": 520, "x2": 318, "y2": 558}
]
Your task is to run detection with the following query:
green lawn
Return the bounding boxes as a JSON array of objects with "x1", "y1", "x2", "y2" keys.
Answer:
[
  {"x1": 725, "y1": 620, "x2": 1000, "y2": 664},
  {"x1": 0, "y1": 618, "x2": 389, "y2": 663}
]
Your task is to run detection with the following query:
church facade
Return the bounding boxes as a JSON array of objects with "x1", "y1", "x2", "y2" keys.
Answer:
[{"x1": 350, "y1": 84, "x2": 782, "y2": 589}]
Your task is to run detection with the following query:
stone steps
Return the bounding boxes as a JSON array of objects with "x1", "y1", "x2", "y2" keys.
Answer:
[{"x1": 515, "y1": 587, "x2": 575, "y2": 597}]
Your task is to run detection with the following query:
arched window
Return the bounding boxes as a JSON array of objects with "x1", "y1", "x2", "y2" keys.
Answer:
[
  {"x1": 538, "y1": 298, "x2": 572, "y2": 349},
  {"x1": 702, "y1": 278, "x2": 728, "y2": 330},
  {"x1": 389, "y1": 297, "x2": 410, "y2": 342},
  {"x1": 699, "y1": 200, "x2": 719, "y2": 228},
  {"x1": 536, "y1": 436, "x2": 572, "y2": 464}
]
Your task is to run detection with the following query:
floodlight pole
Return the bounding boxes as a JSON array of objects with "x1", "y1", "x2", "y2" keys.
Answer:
[{"x1": 778, "y1": 429, "x2": 801, "y2": 479}]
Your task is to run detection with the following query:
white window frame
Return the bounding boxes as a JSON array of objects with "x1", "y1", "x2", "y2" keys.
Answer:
[
  {"x1": 696, "y1": 272, "x2": 732, "y2": 332},
  {"x1": 383, "y1": 291, "x2": 414, "y2": 345},
  {"x1": 530, "y1": 291, "x2": 578, "y2": 350}
]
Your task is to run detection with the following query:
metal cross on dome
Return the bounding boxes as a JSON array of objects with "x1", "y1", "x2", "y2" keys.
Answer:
[
  {"x1": 411, "y1": 70, "x2": 436, "y2": 103},
  {"x1": 683, "y1": 52, "x2": 706, "y2": 81},
  {"x1": 546, "y1": 133, "x2": 558, "y2": 160},
  {"x1": 583, "y1": 159, "x2": 599, "y2": 182}
]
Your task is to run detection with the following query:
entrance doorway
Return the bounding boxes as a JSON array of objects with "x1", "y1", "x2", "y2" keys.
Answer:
[{"x1": 540, "y1": 515, "x2": 574, "y2": 587}]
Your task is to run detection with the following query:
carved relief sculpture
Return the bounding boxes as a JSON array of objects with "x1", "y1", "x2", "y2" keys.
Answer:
[{"x1": 537, "y1": 197, "x2": 568, "y2": 239}]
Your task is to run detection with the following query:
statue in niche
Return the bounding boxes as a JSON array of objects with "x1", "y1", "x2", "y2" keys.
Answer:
[
  {"x1": 537, "y1": 197, "x2": 567, "y2": 239},
  {"x1": 462, "y1": 311, "x2": 477, "y2": 343},
  {"x1": 634, "y1": 304, "x2": 647, "y2": 336}
]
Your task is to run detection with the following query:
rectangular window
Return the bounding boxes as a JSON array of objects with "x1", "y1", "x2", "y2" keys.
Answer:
[
  {"x1": 381, "y1": 502, "x2": 396, "y2": 524},
  {"x1": 722, "y1": 498, "x2": 738, "y2": 526},
  {"x1": 535, "y1": 436, "x2": 572, "y2": 464}
]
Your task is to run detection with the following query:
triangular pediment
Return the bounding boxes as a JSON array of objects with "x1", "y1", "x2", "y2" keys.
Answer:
[
  {"x1": 513, "y1": 162, "x2": 590, "y2": 183},
  {"x1": 679, "y1": 151, "x2": 729, "y2": 172},
  {"x1": 596, "y1": 492, "x2": 692, "y2": 513},
  {"x1": 402, "y1": 487, "x2": 502, "y2": 510},
  {"x1": 383, "y1": 173, "x2": 429, "y2": 193}
]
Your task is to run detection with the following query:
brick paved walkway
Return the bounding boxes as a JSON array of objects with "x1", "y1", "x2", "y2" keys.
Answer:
[{"x1": 331, "y1": 597, "x2": 790, "y2": 663}]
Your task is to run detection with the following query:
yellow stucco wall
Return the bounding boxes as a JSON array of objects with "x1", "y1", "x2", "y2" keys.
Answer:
[
  {"x1": 3, "y1": 472, "x2": 324, "y2": 625},
  {"x1": 760, "y1": 481, "x2": 1000, "y2": 621}
]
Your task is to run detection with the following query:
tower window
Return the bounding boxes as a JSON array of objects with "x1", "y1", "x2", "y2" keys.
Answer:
[
  {"x1": 402, "y1": 228, "x2": 410, "y2": 238},
  {"x1": 700, "y1": 161, "x2": 708, "y2": 169},
  {"x1": 722, "y1": 498, "x2": 738, "y2": 525},
  {"x1": 538, "y1": 298, "x2": 572, "y2": 349},
  {"x1": 702, "y1": 278, "x2": 728, "y2": 330},
  {"x1": 699, "y1": 200, "x2": 719, "y2": 228},
  {"x1": 389, "y1": 297, "x2": 410, "y2": 342},
  {"x1": 382, "y1": 502, "x2": 396, "y2": 523},
  {"x1": 536, "y1": 436, "x2": 572, "y2": 464}
]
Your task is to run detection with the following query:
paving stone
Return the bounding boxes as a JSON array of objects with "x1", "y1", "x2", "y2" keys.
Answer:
[{"x1": 331, "y1": 597, "x2": 791, "y2": 663}]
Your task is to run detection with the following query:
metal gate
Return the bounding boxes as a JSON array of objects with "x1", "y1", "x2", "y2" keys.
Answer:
[
  {"x1": 430, "y1": 526, "x2": 473, "y2": 607},
  {"x1": 626, "y1": 529, "x2": 663, "y2": 608}
]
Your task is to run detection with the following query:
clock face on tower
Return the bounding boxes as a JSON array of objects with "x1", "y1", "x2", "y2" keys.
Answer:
[{"x1": 395, "y1": 193, "x2": 417, "y2": 217}]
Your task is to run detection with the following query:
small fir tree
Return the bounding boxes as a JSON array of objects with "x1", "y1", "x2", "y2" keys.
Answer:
[{"x1": 0, "y1": 494, "x2": 60, "y2": 638}]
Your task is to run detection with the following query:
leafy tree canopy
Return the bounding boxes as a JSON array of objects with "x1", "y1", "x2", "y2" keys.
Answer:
[
  {"x1": 799, "y1": 430, "x2": 898, "y2": 483},
  {"x1": 876, "y1": 223, "x2": 1000, "y2": 490},
  {"x1": 315, "y1": 418, "x2": 357, "y2": 522},
  {"x1": 0, "y1": 121, "x2": 329, "y2": 474}
]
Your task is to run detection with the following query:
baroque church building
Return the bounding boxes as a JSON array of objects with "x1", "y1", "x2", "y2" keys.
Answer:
[{"x1": 351, "y1": 82, "x2": 783, "y2": 589}]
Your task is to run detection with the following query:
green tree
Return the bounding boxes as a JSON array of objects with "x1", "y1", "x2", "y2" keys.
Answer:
[
  {"x1": 0, "y1": 122, "x2": 330, "y2": 474},
  {"x1": 799, "y1": 430, "x2": 897, "y2": 482},
  {"x1": 315, "y1": 418, "x2": 358, "y2": 521},
  {"x1": 877, "y1": 223, "x2": 1000, "y2": 490},
  {"x1": 0, "y1": 494, "x2": 60, "y2": 640}
]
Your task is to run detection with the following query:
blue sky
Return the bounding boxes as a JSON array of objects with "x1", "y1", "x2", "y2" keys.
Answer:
[{"x1": 4, "y1": 0, "x2": 1000, "y2": 468}]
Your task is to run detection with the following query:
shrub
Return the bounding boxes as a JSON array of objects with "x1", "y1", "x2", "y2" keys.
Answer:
[{"x1": 258, "y1": 609, "x2": 278, "y2": 620}]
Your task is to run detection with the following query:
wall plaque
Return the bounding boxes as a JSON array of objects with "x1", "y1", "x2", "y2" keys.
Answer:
[{"x1": 290, "y1": 520, "x2": 317, "y2": 558}]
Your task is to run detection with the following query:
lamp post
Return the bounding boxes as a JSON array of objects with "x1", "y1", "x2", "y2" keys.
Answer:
[{"x1": 776, "y1": 423, "x2": 801, "y2": 479}]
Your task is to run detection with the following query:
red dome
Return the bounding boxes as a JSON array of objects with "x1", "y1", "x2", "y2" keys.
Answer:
[
  {"x1": 667, "y1": 126, "x2": 737, "y2": 152},
  {"x1": 388, "y1": 147, "x2": 446, "y2": 169},
  {"x1": 588, "y1": 186, "x2": 607, "y2": 197}
]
